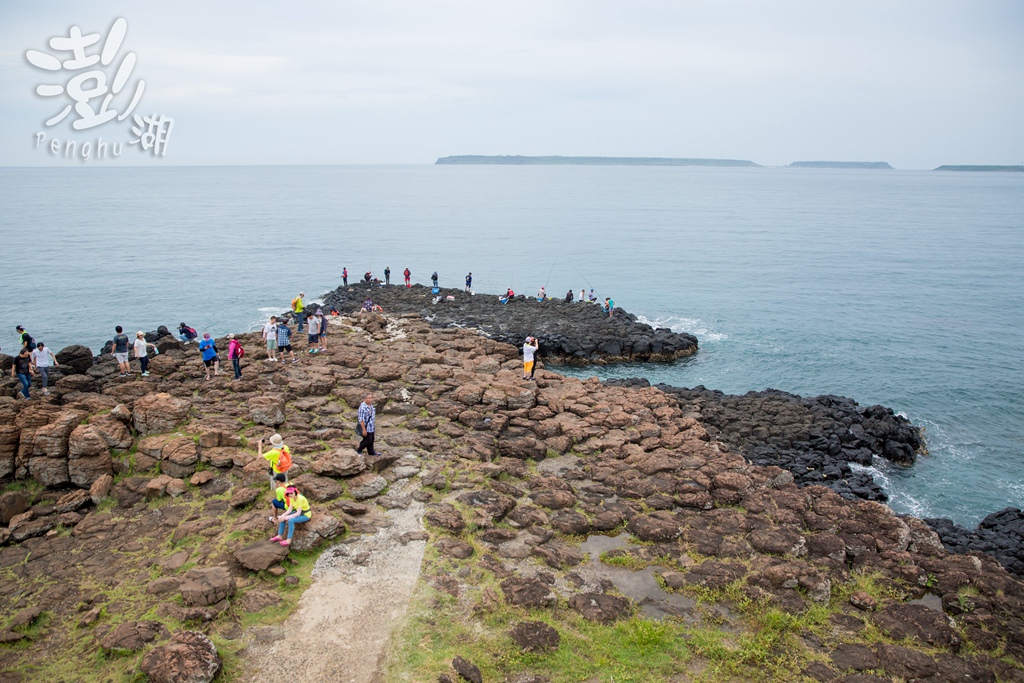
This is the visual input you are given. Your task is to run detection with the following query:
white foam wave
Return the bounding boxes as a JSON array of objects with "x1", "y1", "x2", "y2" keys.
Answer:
[
  {"x1": 636, "y1": 315, "x2": 728, "y2": 343},
  {"x1": 850, "y1": 462, "x2": 930, "y2": 518}
]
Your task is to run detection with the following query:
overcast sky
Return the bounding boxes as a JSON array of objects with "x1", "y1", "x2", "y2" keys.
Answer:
[{"x1": 1, "y1": 1, "x2": 1021, "y2": 168}]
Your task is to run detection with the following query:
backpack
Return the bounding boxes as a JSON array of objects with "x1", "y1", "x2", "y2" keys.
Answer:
[
  {"x1": 277, "y1": 446, "x2": 292, "y2": 472},
  {"x1": 235, "y1": 342, "x2": 245, "y2": 359},
  {"x1": 291, "y1": 297, "x2": 300, "y2": 310},
  {"x1": 22, "y1": 333, "x2": 34, "y2": 349}
]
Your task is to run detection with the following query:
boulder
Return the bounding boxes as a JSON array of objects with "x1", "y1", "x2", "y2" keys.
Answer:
[
  {"x1": 457, "y1": 489, "x2": 516, "y2": 521},
  {"x1": 289, "y1": 513, "x2": 343, "y2": 552},
  {"x1": 179, "y1": 567, "x2": 236, "y2": 607},
  {"x1": 90, "y1": 473, "x2": 113, "y2": 503},
  {"x1": 147, "y1": 475, "x2": 175, "y2": 499},
  {"x1": 311, "y1": 449, "x2": 366, "y2": 477},
  {"x1": 871, "y1": 603, "x2": 962, "y2": 650},
  {"x1": 452, "y1": 656, "x2": 483, "y2": 683},
  {"x1": 133, "y1": 393, "x2": 190, "y2": 435},
  {"x1": 55, "y1": 345, "x2": 94, "y2": 374},
  {"x1": 500, "y1": 577, "x2": 557, "y2": 608},
  {"x1": 348, "y1": 472, "x2": 388, "y2": 500},
  {"x1": 140, "y1": 631, "x2": 221, "y2": 683},
  {"x1": 100, "y1": 620, "x2": 170, "y2": 653},
  {"x1": 290, "y1": 474, "x2": 344, "y2": 502},
  {"x1": 0, "y1": 491, "x2": 29, "y2": 525},
  {"x1": 510, "y1": 621, "x2": 561, "y2": 653},
  {"x1": 28, "y1": 456, "x2": 70, "y2": 488},
  {"x1": 425, "y1": 504, "x2": 466, "y2": 534},
  {"x1": 234, "y1": 541, "x2": 289, "y2": 571},
  {"x1": 68, "y1": 424, "x2": 110, "y2": 459},
  {"x1": 68, "y1": 454, "x2": 113, "y2": 488},
  {"x1": 568, "y1": 593, "x2": 631, "y2": 623},
  {"x1": 249, "y1": 396, "x2": 286, "y2": 427},
  {"x1": 229, "y1": 487, "x2": 260, "y2": 509},
  {"x1": 54, "y1": 489, "x2": 92, "y2": 514}
]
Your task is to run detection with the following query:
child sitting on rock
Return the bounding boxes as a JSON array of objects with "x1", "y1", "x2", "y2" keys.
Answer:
[
  {"x1": 270, "y1": 486, "x2": 311, "y2": 547},
  {"x1": 269, "y1": 473, "x2": 288, "y2": 523}
]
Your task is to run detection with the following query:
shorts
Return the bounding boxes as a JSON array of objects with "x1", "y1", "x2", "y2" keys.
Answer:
[
  {"x1": 266, "y1": 339, "x2": 277, "y2": 350},
  {"x1": 279, "y1": 344, "x2": 292, "y2": 353},
  {"x1": 524, "y1": 360, "x2": 535, "y2": 374},
  {"x1": 114, "y1": 352, "x2": 129, "y2": 364},
  {"x1": 272, "y1": 499, "x2": 286, "y2": 510},
  {"x1": 308, "y1": 334, "x2": 318, "y2": 344},
  {"x1": 203, "y1": 357, "x2": 219, "y2": 367}
]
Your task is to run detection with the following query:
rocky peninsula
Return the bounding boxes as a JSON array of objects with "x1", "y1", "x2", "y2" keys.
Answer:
[
  {"x1": 324, "y1": 282, "x2": 698, "y2": 364},
  {"x1": 0, "y1": 301, "x2": 1022, "y2": 683}
]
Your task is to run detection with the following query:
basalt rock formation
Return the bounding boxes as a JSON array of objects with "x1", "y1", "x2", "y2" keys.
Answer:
[
  {"x1": 0, "y1": 312, "x2": 1021, "y2": 682},
  {"x1": 322, "y1": 282, "x2": 697, "y2": 365}
]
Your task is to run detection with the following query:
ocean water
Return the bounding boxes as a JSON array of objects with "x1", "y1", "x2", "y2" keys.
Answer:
[{"x1": 2, "y1": 165, "x2": 1022, "y2": 526}]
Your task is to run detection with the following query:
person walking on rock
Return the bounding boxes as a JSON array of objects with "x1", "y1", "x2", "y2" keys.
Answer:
[
  {"x1": 133, "y1": 332, "x2": 156, "y2": 378},
  {"x1": 356, "y1": 394, "x2": 377, "y2": 456},
  {"x1": 262, "y1": 316, "x2": 279, "y2": 362},
  {"x1": 15, "y1": 326, "x2": 34, "y2": 352},
  {"x1": 30, "y1": 341, "x2": 58, "y2": 395},
  {"x1": 292, "y1": 292, "x2": 306, "y2": 332},
  {"x1": 11, "y1": 348, "x2": 32, "y2": 399},
  {"x1": 112, "y1": 326, "x2": 131, "y2": 378},
  {"x1": 384, "y1": 266, "x2": 391, "y2": 285},
  {"x1": 270, "y1": 485, "x2": 310, "y2": 547},
  {"x1": 342, "y1": 267, "x2": 348, "y2": 287},
  {"x1": 227, "y1": 334, "x2": 244, "y2": 380},
  {"x1": 276, "y1": 321, "x2": 298, "y2": 363},
  {"x1": 198, "y1": 333, "x2": 220, "y2": 380},
  {"x1": 403, "y1": 267, "x2": 411, "y2": 288},
  {"x1": 260, "y1": 433, "x2": 292, "y2": 490},
  {"x1": 523, "y1": 336, "x2": 539, "y2": 380},
  {"x1": 465, "y1": 272, "x2": 472, "y2": 293}
]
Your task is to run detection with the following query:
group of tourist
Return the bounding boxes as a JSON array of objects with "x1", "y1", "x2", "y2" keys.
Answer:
[
  {"x1": 257, "y1": 393, "x2": 377, "y2": 547},
  {"x1": 8, "y1": 325, "x2": 58, "y2": 400}
]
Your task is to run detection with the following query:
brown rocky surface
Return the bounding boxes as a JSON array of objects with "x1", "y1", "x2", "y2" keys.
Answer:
[{"x1": 0, "y1": 311, "x2": 1021, "y2": 683}]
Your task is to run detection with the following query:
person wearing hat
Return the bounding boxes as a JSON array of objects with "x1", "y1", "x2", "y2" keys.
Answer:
[
  {"x1": 259, "y1": 434, "x2": 292, "y2": 490},
  {"x1": 198, "y1": 333, "x2": 220, "y2": 380},
  {"x1": 523, "y1": 336, "x2": 539, "y2": 380},
  {"x1": 268, "y1": 473, "x2": 289, "y2": 523},
  {"x1": 270, "y1": 485, "x2": 311, "y2": 547},
  {"x1": 133, "y1": 332, "x2": 157, "y2": 378}
]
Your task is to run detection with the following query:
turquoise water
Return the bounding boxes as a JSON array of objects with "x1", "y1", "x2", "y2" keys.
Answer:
[{"x1": 2, "y1": 165, "x2": 1022, "y2": 525}]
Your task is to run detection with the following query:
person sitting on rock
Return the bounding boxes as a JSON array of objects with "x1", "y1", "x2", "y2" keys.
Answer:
[
  {"x1": 588, "y1": 288, "x2": 597, "y2": 302},
  {"x1": 565, "y1": 289, "x2": 574, "y2": 303},
  {"x1": 269, "y1": 473, "x2": 288, "y2": 523},
  {"x1": 270, "y1": 485, "x2": 311, "y2": 547},
  {"x1": 537, "y1": 286, "x2": 546, "y2": 301},
  {"x1": 362, "y1": 298, "x2": 374, "y2": 312},
  {"x1": 259, "y1": 434, "x2": 292, "y2": 490}
]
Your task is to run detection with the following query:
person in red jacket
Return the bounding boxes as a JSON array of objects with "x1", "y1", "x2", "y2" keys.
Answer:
[{"x1": 404, "y1": 267, "x2": 411, "y2": 288}]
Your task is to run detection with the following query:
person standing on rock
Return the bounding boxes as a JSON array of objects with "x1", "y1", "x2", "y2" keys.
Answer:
[
  {"x1": 342, "y1": 267, "x2": 348, "y2": 287},
  {"x1": 315, "y1": 309, "x2": 328, "y2": 353},
  {"x1": 404, "y1": 267, "x2": 411, "y2": 288},
  {"x1": 133, "y1": 332, "x2": 156, "y2": 378},
  {"x1": 11, "y1": 348, "x2": 33, "y2": 399},
  {"x1": 465, "y1": 272, "x2": 472, "y2": 293},
  {"x1": 384, "y1": 266, "x2": 391, "y2": 285},
  {"x1": 276, "y1": 321, "x2": 297, "y2": 363},
  {"x1": 262, "y1": 316, "x2": 279, "y2": 362},
  {"x1": 112, "y1": 326, "x2": 131, "y2": 378},
  {"x1": 579, "y1": 289, "x2": 585, "y2": 302},
  {"x1": 198, "y1": 333, "x2": 220, "y2": 380},
  {"x1": 292, "y1": 292, "x2": 306, "y2": 332},
  {"x1": 565, "y1": 289, "x2": 574, "y2": 303},
  {"x1": 431, "y1": 271, "x2": 438, "y2": 288},
  {"x1": 306, "y1": 312, "x2": 321, "y2": 354},
  {"x1": 537, "y1": 286, "x2": 546, "y2": 301},
  {"x1": 606, "y1": 297, "x2": 615, "y2": 318},
  {"x1": 356, "y1": 394, "x2": 377, "y2": 456},
  {"x1": 523, "y1": 336, "x2": 539, "y2": 380},
  {"x1": 260, "y1": 434, "x2": 292, "y2": 489},
  {"x1": 30, "y1": 341, "x2": 58, "y2": 395},
  {"x1": 270, "y1": 485, "x2": 310, "y2": 547},
  {"x1": 227, "y1": 334, "x2": 243, "y2": 380},
  {"x1": 15, "y1": 326, "x2": 34, "y2": 352}
]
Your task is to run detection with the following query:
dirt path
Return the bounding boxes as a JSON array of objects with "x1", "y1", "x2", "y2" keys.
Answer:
[{"x1": 245, "y1": 479, "x2": 426, "y2": 683}]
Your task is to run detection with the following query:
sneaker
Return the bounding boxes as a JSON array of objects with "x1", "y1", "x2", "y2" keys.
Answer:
[
  {"x1": 141, "y1": 372, "x2": 150, "y2": 377},
  {"x1": 119, "y1": 373, "x2": 126, "y2": 378},
  {"x1": 42, "y1": 389, "x2": 49, "y2": 395},
  {"x1": 291, "y1": 359, "x2": 299, "y2": 363}
]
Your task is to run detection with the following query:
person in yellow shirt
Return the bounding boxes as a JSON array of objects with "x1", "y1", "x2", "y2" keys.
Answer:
[
  {"x1": 269, "y1": 473, "x2": 288, "y2": 523},
  {"x1": 270, "y1": 486, "x2": 311, "y2": 547},
  {"x1": 258, "y1": 433, "x2": 291, "y2": 490},
  {"x1": 292, "y1": 292, "x2": 306, "y2": 332}
]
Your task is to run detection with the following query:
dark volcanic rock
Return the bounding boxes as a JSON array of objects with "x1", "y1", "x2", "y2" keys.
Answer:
[
  {"x1": 323, "y1": 282, "x2": 697, "y2": 365},
  {"x1": 568, "y1": 592, "x2": 631, "y2": 623},
  {"x1": 652, "y1": 385, "x2": 924, "y2": 503},
  {"x1": 510, "y1": 621, "x2": 560, "y2": 652},
  {"x1": 140, "y1": 630, "x2": 221, "y2": 683},
  {"x1": 926, "y1": 508, "x2": 1024, "y2": 578}
]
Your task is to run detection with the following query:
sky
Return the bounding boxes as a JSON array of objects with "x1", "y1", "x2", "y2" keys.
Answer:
[{"x1": 0, "y1": 1, "x2": 1021, "y2": 168}]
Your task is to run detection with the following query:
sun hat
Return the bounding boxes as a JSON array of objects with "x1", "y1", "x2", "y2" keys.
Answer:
[
  {"x1": 137, "y1": 331, "x2": 145, "y2": 337},
  {"x1": 269, "y1": 434, "x2": 284, "y2": 447},
  {"x1": 285, "y1": 486, "x2": 298, "y2": 494},
  {"x1": 227, "y1": 333, "x2": 235, "y2": 339},
  {"x1": 203, "y1": 333, "x2": 211, "y2": 339}
]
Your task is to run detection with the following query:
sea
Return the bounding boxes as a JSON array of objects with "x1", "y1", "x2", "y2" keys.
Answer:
[{"x1": 2, "y1": 164, "x2": 1022, "y2": 527}]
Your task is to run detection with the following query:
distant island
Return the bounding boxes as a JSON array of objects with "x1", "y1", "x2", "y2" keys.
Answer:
[
  {"x1": 933, "y1": 165, "x2": 1024, "y2": 172},
  {"x1": 435, "y1": 155, "x2": 760, "y2": 167},
  {"x1": 788, "y1": 161, "x2": 893, "y2": 169}
]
